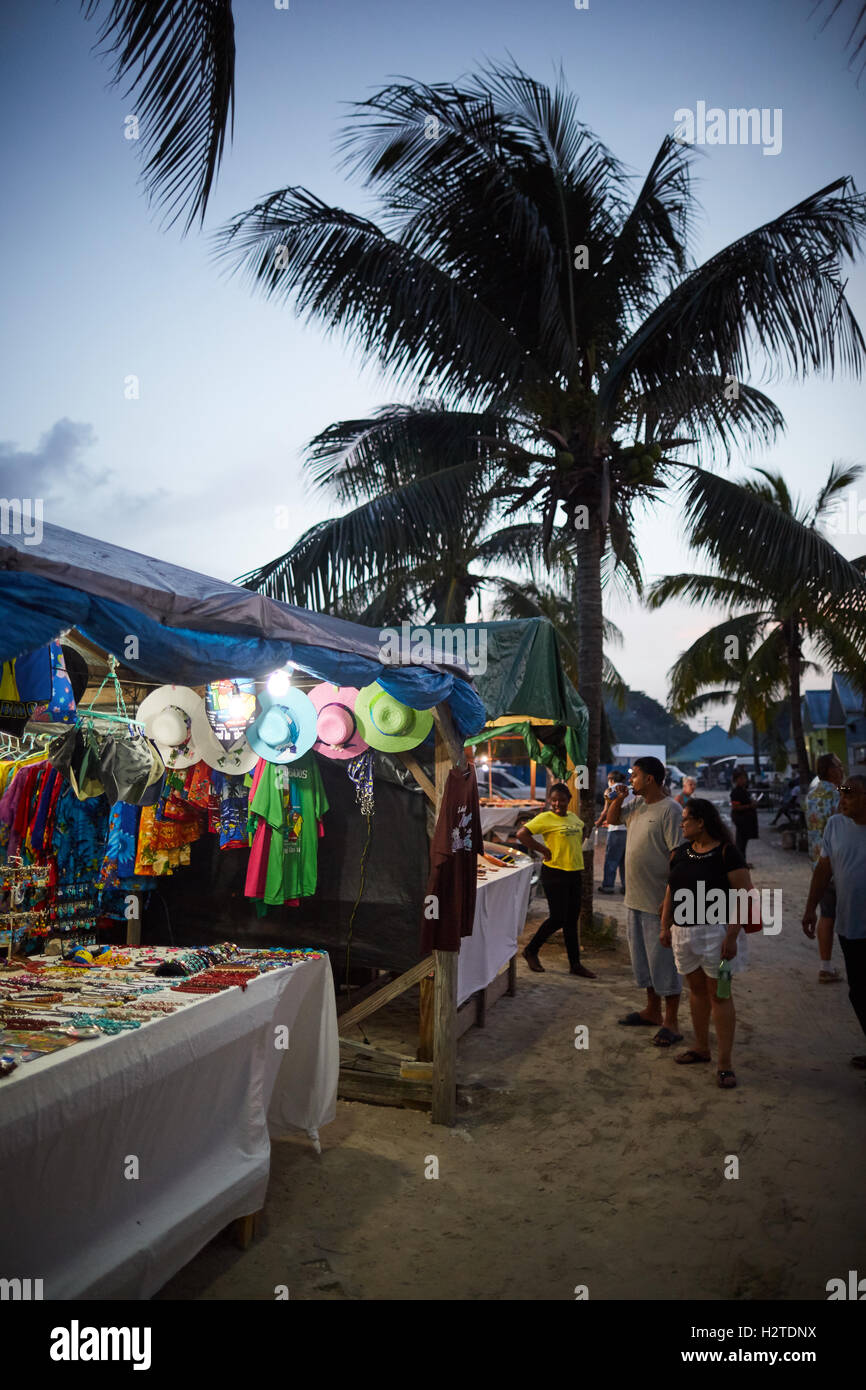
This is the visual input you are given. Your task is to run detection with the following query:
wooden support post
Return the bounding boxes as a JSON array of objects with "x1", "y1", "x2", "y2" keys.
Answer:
[
  {"x1": 230, "y1": 1211, "x2": 261, "y2": 1250},
  {"x1": 432, "y1": 947, "x2": 458, "y2": 1126},
  {"x1": 530, "y1": 758, "x2": 536, "y2": 801},
  {"x1": 507, "y1": 952, "x2": 517, "y2": 997},
  {"x1": 427, "y1": 704, "x2": 466, "y2": 1127}
]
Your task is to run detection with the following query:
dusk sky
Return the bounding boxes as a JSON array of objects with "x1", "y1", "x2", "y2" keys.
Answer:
[{"x1": 1, "y1": 0, "x2": 864, "y2": 712}]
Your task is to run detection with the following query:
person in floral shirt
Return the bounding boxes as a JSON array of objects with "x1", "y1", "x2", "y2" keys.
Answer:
[{"x1": 805, "y1": 753, "x2": 844, "y2": 983}]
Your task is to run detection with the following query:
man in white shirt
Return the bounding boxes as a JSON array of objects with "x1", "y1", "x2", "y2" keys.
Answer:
[
  {"x1": 607, "y1": 755, "x2": 684, "y2": 1046},
  {"x1": 803, "y1": 774, "x2": 866, "y2": 1073}
]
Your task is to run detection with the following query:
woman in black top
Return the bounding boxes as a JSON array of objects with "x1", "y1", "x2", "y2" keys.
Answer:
[
  {"x1": 729, "y1": 769, "x2": 759, "y2": 863},
  {"x1": 660, "y1": 798, "x2": 757, "y2": 1089}
]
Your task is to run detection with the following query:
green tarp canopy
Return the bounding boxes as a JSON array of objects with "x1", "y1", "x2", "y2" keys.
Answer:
[{"x1": 422, "y1": 618, "x2": 589, "y2": 774}]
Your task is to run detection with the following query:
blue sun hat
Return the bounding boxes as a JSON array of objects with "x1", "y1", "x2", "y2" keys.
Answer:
[{"x1": 245, "y1": 688, "x2": 318, "y2": 765}]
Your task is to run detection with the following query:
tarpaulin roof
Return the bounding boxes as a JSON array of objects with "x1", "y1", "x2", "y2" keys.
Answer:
[
  {"x1": 672, "y1": 724, "x2": 753, "y2": 762},
  {"x1": 421, "y1": 618, "x2": 589, "y2": 763},
  {"x1": 0, "y1": 523, "x2": 486, "y2": 738}
]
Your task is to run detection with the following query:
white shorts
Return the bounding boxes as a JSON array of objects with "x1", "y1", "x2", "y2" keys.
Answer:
[{"x1": 672, "y1": 924, "x2": 747, "y2": 979}]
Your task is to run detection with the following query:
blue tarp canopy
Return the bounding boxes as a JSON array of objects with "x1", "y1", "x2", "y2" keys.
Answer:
[
  {"x1": 0, "y1": 523, "x2": 486, "y2": 737},
  {"x1": 672, "y1": 724, "x2": 753, "y2": 762}
]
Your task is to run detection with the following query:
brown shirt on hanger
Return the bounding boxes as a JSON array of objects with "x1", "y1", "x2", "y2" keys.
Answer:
[{"x1": 421, "y1": 764, "x2": 482, "y2": 953}]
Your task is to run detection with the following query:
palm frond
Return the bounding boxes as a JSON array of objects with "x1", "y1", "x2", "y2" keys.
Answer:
[
  {"x1": 646, "y1": 571, "x2": 766, "y2": 611},
  {"x1": 677, "y1": 464, "x2": 866, "y2": 601},
  {"x1": 601, "y1": 136, "x2": 697, "y2": 318},
  {"x1": 235, "y1": 460, "x2": 486, "y2": 608},
  {"x1": 599, "y1": 178, "x2": 866, "y2": 421},
  {"x1": 812, "y1": 0, "x2": 866, "y2": 78},
  {"x1": 82, "y1": 0, "x2": 235, "y2": 231},
  {"x1": 214, "y1": 188, "x2": 536, "y2": 404}
]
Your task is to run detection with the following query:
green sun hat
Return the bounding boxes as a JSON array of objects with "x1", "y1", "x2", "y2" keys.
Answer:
[{"x1": 354, "y1": 682, "x2": 434, "y2": 752}]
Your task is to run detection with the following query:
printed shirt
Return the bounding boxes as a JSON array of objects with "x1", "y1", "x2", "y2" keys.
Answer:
[
  {"x1": 820, "y1": 814, "x2": 866, "y2": 939},
  {"x1": 524, "y1": 811, "x2": 585, "y2": 871},
  {"x1": 248, "y1": 752, "x2": 328, "y2": 904},
  {"x1": 806, "y1": 777, "x2": 840, "y2": 865}
]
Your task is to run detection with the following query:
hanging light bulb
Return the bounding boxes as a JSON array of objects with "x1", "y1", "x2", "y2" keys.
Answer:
[
  {"x1": 267, "y1": 667, "x2": 292, "y2": 697},
  {"x1": 227, "y1": 681, "x2": 248, "y2": 719}
]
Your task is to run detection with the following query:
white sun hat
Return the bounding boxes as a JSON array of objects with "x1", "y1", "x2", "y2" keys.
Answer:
[{"x1": 136, "y1": 685, "x2": 209, "y2": 771}]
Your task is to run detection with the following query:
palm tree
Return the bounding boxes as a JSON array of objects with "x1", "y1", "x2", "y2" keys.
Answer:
[
  {"x1": 812, "y1": 0, "x2": 866, "y2": 80},
  {"x1": 236, "y1": 400, "x2": 547, "y2": 624},
  {"x1": 647, "y1": 464, "x2": 866, "y2": 791},
  {"x1": 216, "y1": 61, "x2": 866, "y2": 925},
  {"x1": 81, "y1": 1, "x2": 236, "y2": 229}
]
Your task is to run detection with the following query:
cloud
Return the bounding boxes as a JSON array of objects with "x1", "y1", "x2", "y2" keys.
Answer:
[{"x1": 0, "y1": 419, "x2": 169, "y2": 527}]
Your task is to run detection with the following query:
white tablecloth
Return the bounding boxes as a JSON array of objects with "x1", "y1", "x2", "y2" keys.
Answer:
[
  {"x1": 457, "y1": 861, "x2": 534, "y2": 1006},
  {"x1": 0, "y1": 954, "x2": 338, "y2": 1300},
  {"x1": 479, "y1": 804, "x2": 542, "y2": 834}
]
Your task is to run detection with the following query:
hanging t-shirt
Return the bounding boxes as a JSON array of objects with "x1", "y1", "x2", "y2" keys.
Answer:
[
  {"x1": 248, "y1": 752, "x2": 328, "y2": 905},
  {"x1": 421, "y1": 764, "x2": 482, "y2": 953}
]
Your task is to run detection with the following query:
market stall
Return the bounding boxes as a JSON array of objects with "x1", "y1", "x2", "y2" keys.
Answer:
[
  {"x1": 0, "y1": 945, "x2": 336, "y2": 1299},
  {"x1": 0, "y1": 520, "x2": 488, "y2": 1290}
]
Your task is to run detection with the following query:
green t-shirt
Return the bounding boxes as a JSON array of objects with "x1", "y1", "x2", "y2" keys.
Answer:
[{"x1": 250, "y1": 752, "x2": 329, "y2": 904}]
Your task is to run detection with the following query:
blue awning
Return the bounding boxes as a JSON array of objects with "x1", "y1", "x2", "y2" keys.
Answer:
[{"x1": 0, "y1": 526, "x2": 486, "y2": 738}]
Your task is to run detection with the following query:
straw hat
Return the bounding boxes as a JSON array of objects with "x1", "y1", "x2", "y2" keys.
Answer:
[
  {"x1": 308, "y1": 683, "x2": 368, "y2": 760},
  {"x1": 354, "y1": 682, "x2": 433, "y2": 752},
  {"x1": 245, "y1": 689, "x2": 318, "y2": 765},
  {"x1": 136, "y1": 685, "x2": 208, "y2": 770}
]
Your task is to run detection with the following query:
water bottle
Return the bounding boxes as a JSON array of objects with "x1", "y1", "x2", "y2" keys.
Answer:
[{"x1": 717, "y1": 960, "x2": 732, "y2": 999}]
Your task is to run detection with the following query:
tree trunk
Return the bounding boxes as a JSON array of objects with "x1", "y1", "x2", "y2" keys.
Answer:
[
  {"x1": 571, "y1": 515, "x2": 605, "y2": 935},
  {"x1": 752, "y1": 722, "x2": 761, "y2": 780},
  {"x1": 786, "y1": 615, "x2": 811, "y2": 793}
]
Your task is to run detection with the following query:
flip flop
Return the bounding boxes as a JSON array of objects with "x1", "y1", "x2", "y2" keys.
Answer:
[
  {"x1": 617, "y1": 1012, "x2": 660, "y2": 1027},
  {"x1": 652, "y1": 1027, "x2": 683, "y2": 1047},
  {"x1": 674, "y1": 1050, "x2": 711, "y2": 1065},
  {"x1": 717, "y1": 1070, "x2": 737, "y2": 1089}
]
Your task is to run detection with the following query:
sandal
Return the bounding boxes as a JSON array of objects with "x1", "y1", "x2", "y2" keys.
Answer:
[
  {"x1": 717, "y1": 1070, "x2": 737, "y2": 1089},
  {"x1": 652, "y1": 1027, "x2": 683, "y2": 1047},
  {"x1": 674, "y1": 1049, "x2": 711, "y2": 1065}
]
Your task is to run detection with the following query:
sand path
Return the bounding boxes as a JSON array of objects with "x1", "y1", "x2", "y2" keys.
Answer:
[{"x1": 158, "y1": 810, "x2": 866, "y2": 1301}]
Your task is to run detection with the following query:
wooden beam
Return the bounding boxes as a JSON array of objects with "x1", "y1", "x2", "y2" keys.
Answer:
[
  {"x1": 338, "y1": 1070, "x2": 432, "y2": 1109},
  {"x1": 335, "y1": 971, "x2": 393, "y2": 1017},
  {"x1": 398, "y1": 751, "x2": 437, "y2": 804},
  {"x1": 417, "y1": 973, "x2": 434, "y2": 1061},
  {"x1": 431, "y1": 702, "x2": 467, "y2": 771},
  {"x1": 230, "y1": 1212, "x2": 261, "y2": 1250},
  {"x1": 337, "y1": 954, "x2": 434, "y2": 1032}
]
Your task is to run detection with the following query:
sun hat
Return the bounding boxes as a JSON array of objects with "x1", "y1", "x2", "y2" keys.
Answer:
[
  {"x1": 245, "y1": 688, "x2": 318, "y2": 765},
  {"x1": 308, "y1": 683, "x2": 369, "y2": 760},
  {"x1": 136, "y1": 685, "x2": 208, "y2": 770},
  {"x1": 354, "y1": 682, "x2": 433, "y2": 752}
]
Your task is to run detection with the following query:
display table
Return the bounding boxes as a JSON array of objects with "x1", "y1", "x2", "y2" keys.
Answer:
[
  {"x1": 457, "y1": 860, "x2": 534, "y2": 1007},
  {"x1": 479, "y1": 803, "x2": 540, "y2": 835},
  {"x1": 0, "y1": 953, "x2": 338, "y2": 1299}
]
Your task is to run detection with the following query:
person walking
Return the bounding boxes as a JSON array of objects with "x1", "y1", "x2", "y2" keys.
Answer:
[
  {"x1": 675, "y1": 776, "x2": 697, "y2": 806},
  {"x1": 729, "y1": 769, "x2": 759, "y2": 865},
  {"x1": 660, "y1": 797, "x2": 756, "y2": 1089},
  {"x1": 518, "y1": 782, "x2": 597, "y2": 978},
  {"x1": 596, "y1": 768, "x2": 627, "y2": 894},
  {"x1": 606, "y1": 756, "x2": 683, "y2": 1046},
  {"x1": 805, "y1": 753, "x2": 844, "y2": 983},
  {"x1": 803, "y1": 774, "x2": 866, "y2": 1074}
]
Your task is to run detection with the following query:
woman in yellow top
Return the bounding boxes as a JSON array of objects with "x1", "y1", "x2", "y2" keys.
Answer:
[{"x1": 517, "y1": 782, "x2": 597, "y2": 978}]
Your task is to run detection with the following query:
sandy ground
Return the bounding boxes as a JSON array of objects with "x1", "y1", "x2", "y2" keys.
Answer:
[{"x1": 158, "y1": 806, "x2": 866, "y2": 1301}]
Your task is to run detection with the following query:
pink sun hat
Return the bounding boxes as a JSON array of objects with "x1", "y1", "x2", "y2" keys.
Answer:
[{"x1": 308, "y1": 683, "x2": 369, "y2": 760}]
